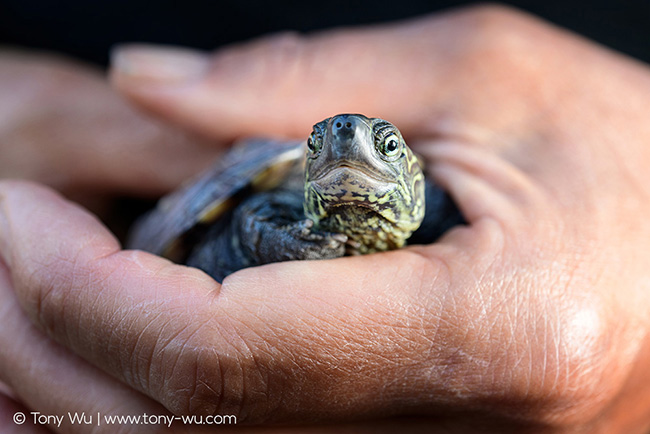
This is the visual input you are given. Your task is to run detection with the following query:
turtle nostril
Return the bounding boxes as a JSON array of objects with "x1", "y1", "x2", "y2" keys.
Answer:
[{"x1": 332, "y1": 116, "x2": 356, "y2": 137}]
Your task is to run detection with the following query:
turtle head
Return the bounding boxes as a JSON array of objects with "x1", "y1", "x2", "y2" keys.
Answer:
[{"x1": 304, "y1": 114, "x2": 425, "y2": 252}]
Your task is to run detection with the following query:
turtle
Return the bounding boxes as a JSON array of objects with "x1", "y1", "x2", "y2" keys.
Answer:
[{"x1": 128, "y1": 114, "x2": 463, "y2": 282}]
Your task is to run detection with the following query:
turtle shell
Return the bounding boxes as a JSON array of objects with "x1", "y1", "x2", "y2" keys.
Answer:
[{"x1": 127, "y1": 138, "x2": 305, "y2": 262}]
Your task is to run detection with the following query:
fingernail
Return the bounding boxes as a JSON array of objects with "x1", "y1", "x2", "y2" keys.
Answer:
[{"x1": 110, "y1": 44, "x2": 209, "y2": 85}]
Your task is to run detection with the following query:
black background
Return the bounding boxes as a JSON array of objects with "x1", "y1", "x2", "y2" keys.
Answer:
[{"x1": 1, "y1": 0, "x2": 649, "y2": 66}]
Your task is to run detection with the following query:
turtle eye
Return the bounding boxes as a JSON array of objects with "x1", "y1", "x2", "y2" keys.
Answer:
[
  {"x1": 379, "y1": 134, "x2": 401, "y2": 158},
  {"x1": 307, "y1": 132, "x2": 321, "y2": 155}
]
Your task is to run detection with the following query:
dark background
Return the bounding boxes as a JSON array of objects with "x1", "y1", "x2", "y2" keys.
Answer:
[{"x1": 1, "y1": 0, "x2": 649, "y2": 66}]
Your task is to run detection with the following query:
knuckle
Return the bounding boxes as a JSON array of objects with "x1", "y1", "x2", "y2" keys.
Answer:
[
  {"x1": 257, "y1": 31, "x2": 305, "y2": 60},
  {"x1": 211, "y1": 31, "x2": 307, "y2": 91},
  {"x1": 513, "y1": 300, "x2": 623, "y2": 426},
  {"x1": 434, "y1": 271, "x2": 621, "y2": 427},
  {"x1": 448, "y1": 4, "x2": 550, "y2": 71},
  {"x1": 536, "y1": 305, "x2": 619, "y2": 424},
  {"x1": 459, "y1": 3, "x2": 531, "y2": 26},
  {"x1": 206, "y1": 30, "x2": 310, "y2": 131},
  {"x1": 249, "y1": 31, "x2": 306, "y2": 80},
  {"x1": 156, "y1": 322, "x2": 276, "y2": 422},
  {"x1": 456, "y1": 3, "x2": 536, "y2": 36},
  {"x1": 26, "y1": 56, "x2": 98, "y2": 106},
  {"x1": 16, "y1": 248, "x2": 80, "y2": 338}
]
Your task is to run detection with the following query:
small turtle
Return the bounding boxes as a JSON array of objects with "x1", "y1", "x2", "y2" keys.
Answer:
[{"x1": 128, "y1": 114, "x2": 463, "y2": 282}]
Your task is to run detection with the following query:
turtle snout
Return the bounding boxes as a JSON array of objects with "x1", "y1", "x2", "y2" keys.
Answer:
[
  {"x1": 322, "y1": 114, "x2": 375, "y2": 163},
  {"x1": 330, "y1": 114, "x2": 364, "y2": 140}
]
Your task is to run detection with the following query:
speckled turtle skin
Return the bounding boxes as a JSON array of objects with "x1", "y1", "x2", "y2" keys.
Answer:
[{"x1": 128, "y1": 114, "x2": 463, "y2": 282}]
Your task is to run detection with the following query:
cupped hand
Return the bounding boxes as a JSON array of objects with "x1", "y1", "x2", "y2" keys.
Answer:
[{"x1": 2, "y1": 5, "x2": 650, "y2": 433}]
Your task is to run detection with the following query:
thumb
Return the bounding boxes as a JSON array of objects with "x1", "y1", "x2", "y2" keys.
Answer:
[{"x1": 109, "y1": 19, "x2": 447, "y2": 141}]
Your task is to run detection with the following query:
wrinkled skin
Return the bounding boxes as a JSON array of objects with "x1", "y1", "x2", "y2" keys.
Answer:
[
  {"x1": 304, "y1": 115, "x2": 428, "y2": 253},
  {"x1": 2, "y1": 5, "x2": 650, "y2": 433}
]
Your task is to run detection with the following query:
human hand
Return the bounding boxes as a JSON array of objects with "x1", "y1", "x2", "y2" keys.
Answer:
[
  {"x1": 0, "y1": 48, "x2": 225, "y2": 434},
  {"x1": 0, "y1": 48, "x2": 220, "y2": 199},
  {"x1": 3, "y1": 5, "x2": 650, "y2": 433}
]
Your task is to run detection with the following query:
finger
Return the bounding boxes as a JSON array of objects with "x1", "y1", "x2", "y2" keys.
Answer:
[
  {"x1": 0, "y1": 180, "x2": 239, "y2": 422},
  {"x1": 108, "y1": 11, "x2": 471, "y2": 141},
  {"x1": 0, "y1": 179, "x2": 511, "y2": 426},
  {"x1": 108, "y1": 5, "x2": 650, "y2": 206},
  {"x1": 2, "y1": 171, "x2": 600, "y2": 429},
  {"x1": 0, "y1": 50, "x2": 220, "y2": 195},
  {"x1": 413, "y1": 140, "x2": 540, "y2": 226},
  {"x1": 0, "y1": 259, "x2": 186, "y2": 434},
  {"x1": 0, "y1": 393, "x2": 53, "y2": 434},
  {"x1": 109, "y1": 6, "x2": 586, "y2": 144}
]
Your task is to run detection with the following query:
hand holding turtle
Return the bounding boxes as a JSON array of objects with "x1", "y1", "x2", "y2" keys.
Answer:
[
  {"x1": 127, "y1": 113, "x2": 462, "y2": 281},
  {"x1": 2, "y1": 5, "x2": 650, "y2": 432}
]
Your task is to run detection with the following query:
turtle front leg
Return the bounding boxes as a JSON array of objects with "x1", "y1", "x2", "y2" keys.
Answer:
[
  {"x1": 236, "y1": 191, "x2": 347, "y2": 265},
  {"x1": 186, "y1": 190, "x2": 347, "y2": 282}
]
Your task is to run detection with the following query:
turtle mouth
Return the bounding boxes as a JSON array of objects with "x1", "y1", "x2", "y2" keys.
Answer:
[
  {"x1": 329, "y1": 201, "x2": 378, "y2": 211},
  {"x1": 310, "y1": 160, "x2": 394, "y2": 184},
  {"x1": 306, "y1": 161, "x2": 397, "y2": 213}
]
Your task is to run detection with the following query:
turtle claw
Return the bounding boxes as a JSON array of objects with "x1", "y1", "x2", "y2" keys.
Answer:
[
  {"x1": 345, "y1": 239, "x2": 363, "y2": 256},
  {"x1": 345, "y1": 239, "x2": 361, "y2": 249},
  {"x1": 295, "y1": 219, "x2": 315, "y2": 237},
  {"x1": 287, "y1": 220, "x2": 347, "y2": 259},
  {"x1": 327, "y1": 233, "x2": 348, "y2": 249}
]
